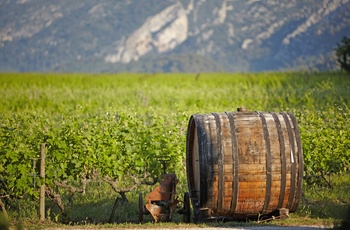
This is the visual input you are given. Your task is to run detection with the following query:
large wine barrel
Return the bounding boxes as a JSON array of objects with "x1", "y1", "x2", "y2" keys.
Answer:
[{"x1": 186, "y1": 109, "x2": 303, "y2": 220}]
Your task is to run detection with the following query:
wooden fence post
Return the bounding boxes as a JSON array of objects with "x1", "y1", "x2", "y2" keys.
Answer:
[{"x1": 40, "y1": 143, "x2": 46, "y2": 221}]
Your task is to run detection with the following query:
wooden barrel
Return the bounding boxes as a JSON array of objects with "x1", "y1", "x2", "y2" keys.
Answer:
[{"x1": 186, "y1": 110, "x2": 303, "y2": 220}]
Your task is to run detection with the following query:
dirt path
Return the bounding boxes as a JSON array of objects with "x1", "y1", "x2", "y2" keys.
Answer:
[{"x1": 46, "y1": 225, "x2": 330, "y2": 230}]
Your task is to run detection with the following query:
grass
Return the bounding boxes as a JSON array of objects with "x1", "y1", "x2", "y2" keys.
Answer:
[
  {"x1": 3, "y1": 173, "x2": 350, "y2": 229},
  {"x1": 295, "y1": 172, "x2": 350, "y2": 227}
]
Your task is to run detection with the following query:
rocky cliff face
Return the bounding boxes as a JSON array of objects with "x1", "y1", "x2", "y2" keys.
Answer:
[
  {"x1": 105, "y1": 2, "x2": 188, "y2": 64},
  {"x1": 0, "y1": 0, "x2": 349, "y2": 72}
]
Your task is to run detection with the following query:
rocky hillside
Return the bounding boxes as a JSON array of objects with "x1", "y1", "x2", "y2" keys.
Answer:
[{"x1": 0, "y1": 0, "x2": 349, "y2": 72}]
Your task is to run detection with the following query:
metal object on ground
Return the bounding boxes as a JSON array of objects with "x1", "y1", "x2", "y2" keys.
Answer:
[
  {"x1": 138, "y1": 157, "x2": 191, "y2": 223},
  {"x1": 145, "y1": 173, "x2": 179, "y2": 222}
]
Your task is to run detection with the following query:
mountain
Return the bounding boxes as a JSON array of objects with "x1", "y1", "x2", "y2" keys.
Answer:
[{"x1": 0, "y1": 0, "x2": 349, "y2": 72}]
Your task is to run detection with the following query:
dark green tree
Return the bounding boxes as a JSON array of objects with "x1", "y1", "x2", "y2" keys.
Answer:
[{"x1": 335, "y1": 36, "x2": 350, "y2": 72}]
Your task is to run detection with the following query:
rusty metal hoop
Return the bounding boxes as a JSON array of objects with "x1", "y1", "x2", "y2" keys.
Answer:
[{"x1": 155, "y1": 156, "x2": 171, "y2": 174}]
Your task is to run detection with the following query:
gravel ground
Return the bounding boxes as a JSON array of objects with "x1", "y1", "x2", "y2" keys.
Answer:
[{"x1": 44, "y1": 226, "x2": 331, "y2": 230}]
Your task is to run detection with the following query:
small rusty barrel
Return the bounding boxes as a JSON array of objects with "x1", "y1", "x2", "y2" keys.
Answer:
[{"x1": 186, "y1": 109, "x2": 303, "y2": 220}]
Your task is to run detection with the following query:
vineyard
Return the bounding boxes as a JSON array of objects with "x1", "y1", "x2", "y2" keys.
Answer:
[{"x1": 0, "y1": 72, "x2": 349, "y2": 225}]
